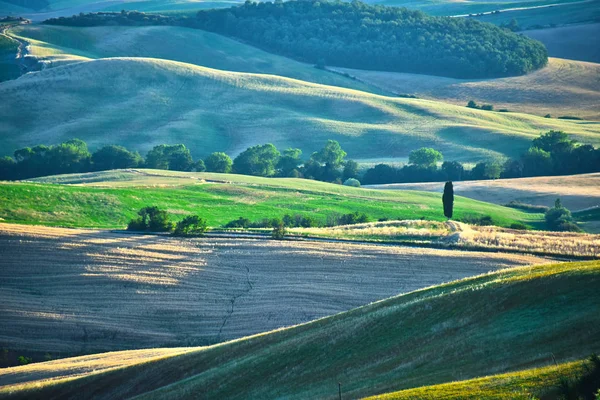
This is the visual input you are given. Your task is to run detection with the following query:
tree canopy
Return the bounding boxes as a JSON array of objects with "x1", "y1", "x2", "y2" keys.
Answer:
[{"x1": 233, "y1": 143, "x2": 280, "y2": 177}]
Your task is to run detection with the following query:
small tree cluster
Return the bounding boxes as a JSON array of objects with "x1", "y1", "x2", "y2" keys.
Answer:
[
  {"x1": 127, "y1": 206, "x2": 173, "y2": 232},
  {"x1": 173, "y1": 216, "x2": 208, "y2": 237},
  {"x1": 544, "y1": 198, "x2": 580, "y2": 231}
]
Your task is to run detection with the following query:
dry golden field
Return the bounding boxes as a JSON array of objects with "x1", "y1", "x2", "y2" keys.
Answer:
[
  {"x1": 329, "y1": 57, "x2": 600, "y2": 120},
  {"x1": 0, "y1": 223, "x2": 547, "y2": 357},
  {"x1": 367, "y1": 173, "x2": 600, "y2": 211}
]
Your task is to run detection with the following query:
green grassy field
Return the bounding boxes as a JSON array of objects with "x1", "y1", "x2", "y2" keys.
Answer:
[
  {"x1": 366, "y1": 359, "x2": 588, "y2": 399},
  {"x1": 10, "y1": 25, "x2": 379, "y2": 93},
  {"x1": 0, "y1": 169, "x2": 543, "y2": 228},
  {"x1": 1, "y1": 57, "x2": 599, "y2": 163},
  {"x1": 2, "y1": 260, "x2": 598, "y2": 399}
]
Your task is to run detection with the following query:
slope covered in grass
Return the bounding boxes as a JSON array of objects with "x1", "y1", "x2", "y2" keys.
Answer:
[
  {"x1": 1, "y1": 58, "x2": 599, "y2": 162},
  {"x1": 331, "y1": 57, "x2": 600, "y2": 120},
  {"x1": 0, "y1": 169, "x2": 543, "y2": 228},
  {"x1": 1, "y1": 260, "x2": 598, "y2": 399},
  {"x1": 524, "y1": 23, "x2": 600, "y2": 64},
  {"x1": 9, "y1": 24, "x2": 378, "y2": 92},
  {"x1": 365, "y1": 360, "x2": 588, "y2": 400}
]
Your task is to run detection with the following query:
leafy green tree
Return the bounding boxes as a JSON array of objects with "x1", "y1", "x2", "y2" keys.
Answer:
[
  {"x1": 343, "y1": 160, "x2": 359, "y2": 180},
  {"x1": 441, "y1": 161, "x2": 464, "y2": 181},
  {"x1": 409, "y1": 148, "x2": 443, "y2": 168},
  {"x1": 204, "y1": 152, "x2": 232, "y2": 173},
  {"x1": 127, "y1": 206, "x2": 173, "y2": 232},
  {"x1": 145, "y1": 144, "x2": 194, "y2": 171},
  {"x1": 233, "y1": 143, "x2": 280, "y2": 177},
  {"x1": 442, "y1": 181, "x2": 454, "y2": 219},
  {"x1": 521, "y1": 147, "x2": 552, "y2": 176},
  {"x1": 362, "y1": 164, "x2": 400, "y2": 184},
  {"x1": 194, "y1": 159, "x2": 206, "y2": 172},
  {"x1": 545, "y1": 198, "x2": 579, "y2": 231},
  {"x1": 277, "y1": 148, "x2": 302, "y2": 177},
  {"x1": 46, "y1": 139, "x2": 92, "y2": 175},
  {"x1": 532, "y1": 131, "x2": 573, "y2": 153},
  {"x1": 471, "y1": 160, "x2": 502, "y2": 180},
  {"x1": 271, "y1": 219, "x2": 286, "y2": 240},
  {"x1": 312, "y1": 140, "x2": 347, "y2": 169},
  {"x1": 173, "y1": 216, "x2": 208, "y2": 236},
  {"x1": 92, "y1": 145, "x2": 142, "y2": 171}
]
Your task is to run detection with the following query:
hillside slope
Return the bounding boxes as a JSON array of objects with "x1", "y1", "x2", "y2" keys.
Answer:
[
  {"x1": 0, "y1": 223, "x2": 545, "y2": 357},
  {"x1": 9, "y1": 24, "x2": 379, "y2": 92},
  {"x1": 1, "y1": 169, "x2": 543, "y2": 228},
  {"x1": 1, "y1": 58, "x2": 599, "y2": 162},
  {"x1": 367, "y1": 173, "x2": 600, "y2": 211},
  {"x1": 330, "y1": 57, "x2": 600, "y2": 120},
  {"x1": 524, "y1": 23, "x2": 600, "y2": 64},
  {"x1": 1, "y1": 260, "x2": 598, "y2": 399}
]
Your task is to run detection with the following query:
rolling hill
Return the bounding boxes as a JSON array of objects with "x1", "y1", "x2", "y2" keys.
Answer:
[
  {"x1": 524, "y1": 23, "x2": 600, "y2": 64},
  {"x1": 1, "y1": 57, "x2": 599, "y2": 163},
  {"x1": 1, "y1": 259, "x2": 598, "y2": 399},
  {"x1": 0, "y1": 169, "x2": 544, "y2": 228},
  {"x1": 366, "y1": 173, "x2": 600, "y2": 211},
  {"x1": 9, "y1": 24, "x2": 379, "y2": 93},
  {"x1": 330, "y1": 57, "x2": 600, "y2": 121}
]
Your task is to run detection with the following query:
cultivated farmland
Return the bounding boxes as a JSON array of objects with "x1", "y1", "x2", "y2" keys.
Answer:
[
  {"x1": 1, "y1": 259, "x2": 598, "y2": 399},
  {"x1": 0, "y1": 223, "x2": 547, "y2": 357}
]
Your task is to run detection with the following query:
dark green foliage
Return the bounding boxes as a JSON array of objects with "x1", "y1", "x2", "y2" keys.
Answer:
[
  {"x1": 17, "y1": 355, "x2": 32, "y2": 365},
  {"x1": 343, "y1": 160, "x2": 359, "y2": 181},
  {"x1": 91, "y1": 145, "x2": 142, "y2": 171},
  {"x1": 555, "y1": 354, "x2": 600, "y2": 400},
  {"x1": 509, "y1": 222, "x2": 528, "y2": 230},
  {"x1": 312, "y1": 140, "x2": 347, "y2": 169},
  {"x1": 10, "y1": 139, "x2": 91, "y2": 179},
  {"x1": 500, "y1": 18, "x2": 520, "y2": 32},
  {"x1": 282, "y1": 214, "x2": 315, "y2": 228},
  {"x1": 504, "y1": 201, "x2": 549, "y2": 213},
  {"x1": 545, "y1": 198, "x2": 581, "y2": 232},
  {"x1": 204, "y1": 152, "x2": 232, "y2": 173},
  {"x1": 145, "y1": 144, "x2": 194, "y2": 171},
  {"x1": 343, "y1": 178, "x2": 361, "y2": 187},
  {"x1": 0, "y1": 156, "x2": 16, "y2": 180},
  {"x1": 224, "y1": 217, "x2": 252, "y2": 229},
  {"x1": 441, "y1": 161, "x2": 464, "y2": 181},
  {"x1": 521, "y1": 147, "x2": 553, "y2": 177},
  {"x1": 233, "y1": 143, "x2": 280, "y2": 177},
  {"x1": 480, "y1": 104, "x2": 494, "y2": 111},
  {"x1": 271, "y1": 220, "x2": 286, "y2": 240},
  {"x1": 193, "y1": 1, "x2": 548, "y2": 79},
  {"x1": 173, "y1": 215, "x2": 208, "y2": 236},
  {"x1": 303, "y1": 140, "x2": 347, "y2": 182},
  {"x1": 470, "y1": 160, "x2": 502, "y2": 180},
  {"x1": 558, "y1": 116, "x2": 583, "y2": 120},
  {"x1": 532, "y1": 131, "x2": 573, "y2": 153},
  {"x1": 459, "y1": 215, "x2": 493, "y2": 225},
  {"x1": 277, "y1": 148, "x2": 303, "y2": 177},
  {"x1": 194, "y1": 159, "x2": 206, "y2": 172},
  {"x1": 327, "y1": 212, "x2": 369, "y2": 226},
  {"x1": 442, "y1": 181, "x2": 453, "y2": 219},
  {"x1": 127, "y1": 206, "x2": 173, "y2": 232}
]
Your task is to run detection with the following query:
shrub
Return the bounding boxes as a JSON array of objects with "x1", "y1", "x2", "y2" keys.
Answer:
[
  {"x1": 459, "y1": 215, "x2": 494, "y2": 226},
  {"x1": 544, "y1": 198, "x2": 578, "y2": 231},
  {"x1": 509, "y1": 222, "x2": 528, "y2": 230},
  {"x1": 271, "y1": 220, "x2": 286, "y2": 240},
  {"x1": 173, "y1": 216, "x2": 208, "y2": 236},
  {"x1": 224, "y1": 217, "x2": 251, "y2": 229},
  {"x1": 327, "y1": 212, "x2": 369, "y2": 226},
  {"x1": 343, "y1": 178, "x2": 361, "y2": 187},
  {"x1": 480, "y1": 104, "x2": 494, "y2": 111},
  {"x1": 504, "y1": 201, "x2": 550, "y2": 213},
  {"x1": 127, "y1": 206, "x2": 173, "y2": 232},
  {"x1": 18, "y1": 356, "x2": 32, "y2": 365},
  {"x1": 282, "y1": 214, "x2": 315, "y2": 228}
]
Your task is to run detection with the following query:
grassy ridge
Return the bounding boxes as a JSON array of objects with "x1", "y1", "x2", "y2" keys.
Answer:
[
  {"x1": 366, "y1": 360, "x2": 587, "y2": 399},
  {"x1": 10, "y1": 24, "x2": 378, "y2": 92},
  {"x1": 1, "y1": 58, "x2": 599, "y2": 163},
  {"x1": 0, "y1": 170, "x2": 542, "y2": 228},
  {"x1": 2, "y1": 260, "x2": 599, "y2": 399}
]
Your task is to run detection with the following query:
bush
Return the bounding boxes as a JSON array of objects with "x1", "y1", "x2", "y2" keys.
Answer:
[
  {"x1": 327, "y1": 212, "x2": 369, "y2": 226},
  {"x1": 509, "y1": 222, "x2": 528, "y2": 230},
  {"x1": 127, "y1": 206, "x2": 173, "y2": 232},
  {"x1": 224, "y1": 217, "x2": 251, "y2": 229},
  {"x1": 459, "y1": 215, "x2": 494, "y2": 226},
  {"x1": 504, "y1": 201, "x2": 550, "y2": 213},
  {"x1": 282, "y1": 214, "x2": 315, "y2": 228},
  {"x1": 343, "y1": 178, "x2": 361, "y2": 187},
  {"x1": 18, "y1": 356, "x2": 32, "y2": 365},
  {"x1": 271, "y1": 221, "x2": 286, "y2": 240},
  {"x1": 544, "y1": 199, "x2": 578, "y2": 231},
  {"x1": 173, "y1": 216, "x2": 208, "y2": 236}
]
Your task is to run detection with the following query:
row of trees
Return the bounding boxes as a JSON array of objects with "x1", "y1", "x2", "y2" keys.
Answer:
[
  {"x1": 362, "y1": 131, "x2": 600, "y2": 185},
  {"x1": 43, "y1": 1, "x2": 548, "y2": 79},
  {"x1": 0, "y1": 139, "x2": 360, "y2": 184}
]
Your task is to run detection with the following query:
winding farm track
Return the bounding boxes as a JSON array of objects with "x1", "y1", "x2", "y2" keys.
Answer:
[{"x1": 0, "y1": 223, "x2": 548, "y2": 357}]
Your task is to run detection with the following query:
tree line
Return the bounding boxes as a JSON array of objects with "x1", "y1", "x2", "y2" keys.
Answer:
[
  {"x1": 43, "y1": 0, "x2": 548, "y2": 79},
  {"x1": 361, "y1": 131, "x2": 600, "y2": 185},
  {"x1": 0, "y1": 139, "x2": 359, "y2": 184}
]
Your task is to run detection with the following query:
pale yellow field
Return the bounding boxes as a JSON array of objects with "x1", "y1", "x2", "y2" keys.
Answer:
[
  {"x1": 0, "y1": 223, "x2": 546, "y2": 358},
  {"x1": 330, "y1": 57, "x2": 600, "y2": 120},
  {"x1": 367, "y1": 173, "x2": 600, "y2": 211}
]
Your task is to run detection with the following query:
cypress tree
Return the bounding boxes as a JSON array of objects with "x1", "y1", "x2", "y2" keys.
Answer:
[{"x1": 442, "y1": 181, "x2": 454, "y2": 219}]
